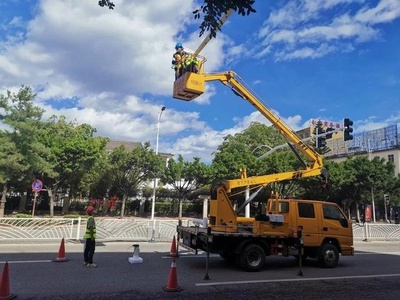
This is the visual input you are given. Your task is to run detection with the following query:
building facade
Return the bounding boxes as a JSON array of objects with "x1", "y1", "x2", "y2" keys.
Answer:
[{"x1": 301, "y1": 121, "x2": 400, "y2": 175}]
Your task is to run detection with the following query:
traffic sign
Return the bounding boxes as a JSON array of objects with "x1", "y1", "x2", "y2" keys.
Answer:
[{"x1": 32, "y1": 179, "x2": 43, "y2": 192}]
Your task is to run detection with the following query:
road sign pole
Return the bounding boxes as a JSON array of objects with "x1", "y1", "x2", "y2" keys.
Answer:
[{"x1": 32, "y1": 192, "x2": 38, "y2": 217}]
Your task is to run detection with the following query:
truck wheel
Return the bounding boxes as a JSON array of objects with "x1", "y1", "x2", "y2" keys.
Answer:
[
  {"x1": 239, "y1": 244, "x2": 265, "y2": 272},
  {"x1": 318, "y1": 243, "x2": 339, "y2": 268}
]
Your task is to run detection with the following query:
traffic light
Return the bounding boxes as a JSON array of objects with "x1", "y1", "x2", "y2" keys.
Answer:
[
  {"x1": 316, "y1": 127, "x2": 326, "y2": 148},
  {"x1": 343, "y1": 118, "x2": 353, "y2": 141},
  {"x1": 384, "y1": 194, "x2": 389, "y2": 203},
  {"x1": 326, "y1": 127, "x2": 335, "y2": 139}
]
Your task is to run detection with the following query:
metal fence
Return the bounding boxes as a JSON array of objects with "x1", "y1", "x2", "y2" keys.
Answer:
[
  {"x1": 353, "y1": 222, "x2": 400, "y2": 240},
  {"x1": 1, "y1": 218, "x2": 400, "y2": 242},
  {"x1": 0, "y1": 217, "x2": 181, "y2": 242}
]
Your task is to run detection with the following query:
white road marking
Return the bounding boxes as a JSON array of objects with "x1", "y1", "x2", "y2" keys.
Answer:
[
  {"x1": 0, "y1": 260, "x2": 52, "y2": 264},
  {"x1": 196, "y1": 273, "x2": 400, "y2": 286}
]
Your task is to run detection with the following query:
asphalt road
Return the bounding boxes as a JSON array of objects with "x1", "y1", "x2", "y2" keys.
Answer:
[{"x1": 1, "y1": 240, "x2": 400, "y2": 299}]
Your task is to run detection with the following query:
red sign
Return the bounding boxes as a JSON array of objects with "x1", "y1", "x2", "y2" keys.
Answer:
[
  {"x1": 310, "y1": 119, "x2": 341, "y2": 129},
  {"x1": 364, "y1": 205, "x2": 372, "y2": 222}
]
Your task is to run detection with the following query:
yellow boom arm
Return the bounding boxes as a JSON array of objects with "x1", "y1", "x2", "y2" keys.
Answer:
[
  {"x1": 173, "y1": 71, "x2": 326, "y2": 232},
  {"x1": 173, "y1": 71, "x2": 325, "y2": 191}
]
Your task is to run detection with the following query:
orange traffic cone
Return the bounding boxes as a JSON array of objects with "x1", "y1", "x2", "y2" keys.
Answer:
[
  {"x1": 53, "y1": 237, "x2": 69, "y2": 262},
  {"x1": 162, "y1": 257, "x2": 182, "y2": 292},
  {"x1": 169, "y1": 235, "x2": 178, "y2": 257},
  {"x1": 0, "y1": 262, "x2": 16, "y2": 299}
]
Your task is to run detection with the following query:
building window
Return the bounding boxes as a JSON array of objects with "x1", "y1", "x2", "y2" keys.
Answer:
[{"x1": 388, "y1": 154, "x2": 394, "y2": 163}]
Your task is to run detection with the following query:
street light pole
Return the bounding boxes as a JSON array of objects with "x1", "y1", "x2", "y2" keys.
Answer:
[
  {"x1": 368, "y1": 139, "x2": 376, "y2": 223},
  {"x1": 150, "y1": 106, "x2": 166, "y2": 242},
  {"x1": 247, "y1": 145, "x2": 272, "y2": 217}
]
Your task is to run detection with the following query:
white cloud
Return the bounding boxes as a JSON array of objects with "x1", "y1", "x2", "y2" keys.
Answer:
[
  {"x1": 256, "y1": 0, "x2": 400, "y2": 61},
  {"x1": 355, "y1": 0, "x2": 400, "y2": 24},
  {"x1": 0, "y1": 0, "x2": 234, "y2": 162},
  {"x1": 346, "y1": 111, "x2": 400, "y2": 134},
  {"x1": 276, "y1": 43, "x2": 336, "y2": 60},
  {"x1": 1, "y1": 0, "x2": 398, "y2": 165}
]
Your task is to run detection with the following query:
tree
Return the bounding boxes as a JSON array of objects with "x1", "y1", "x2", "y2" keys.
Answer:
[
  {"x1": 212, "y1": 122, "x2": 287, "y2": 179},
  {"x1": 97, "y1": 0, "x2": 257, "y2": 37},
  {"x1": 161, "y1": 155, "x2": 211, "y2": 218},
  {"x1": 193, "y1": 0, "x2": 257, "y2": 37},
  {"x1": 107, "y1": 142, "x2": 163, "y2": 217},
  {"x1": 319, "y1": 157, "x2": 399, "y2": 219},
  {"x1": 211, "y1": 122, "x2": 304, "y2": 201},
  {"x1": 0, "y1": 86, "x2": 52, "y2": 217},
  {"x1": 38, "y1": 116, "x2": 108, "y2": 216},
  {"x1": 0, "y1": 132, "x2": 27, "y2": 216}
]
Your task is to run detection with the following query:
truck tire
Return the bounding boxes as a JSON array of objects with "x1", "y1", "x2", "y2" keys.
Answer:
[
  {"x1": 318, "y1": 243, "x2": 339, "y2": 268},
  {"x1": 239, "y1": 244, "x2": 265, "y2": 272}
]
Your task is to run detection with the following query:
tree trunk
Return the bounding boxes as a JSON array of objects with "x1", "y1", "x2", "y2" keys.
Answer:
[
  {"x1": 0, "y1": 183, "x2": 8, "y2": 217},
  {"x1": 48, "y1": 188, "x2": 54, "y2": 217},
  {"x1": 178, "y1": 196, "x2": 183, "y2": 219},
  {"x1": 355, "y1": 200, "x2": 361, "y2": 222},
  {"x1": 120, "y1": 195, "x2": 126, "y2": 218},
  {"x1": 103, "y1": 197, "x2": 109, "y2": 215}
]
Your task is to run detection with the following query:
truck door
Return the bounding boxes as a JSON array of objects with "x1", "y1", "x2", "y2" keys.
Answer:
[
  {"x1": 297, "y1": 202, "x2": 321, "y2": 246},
  {"x1": 321, "y1": 204, "x2": 352, "y2": 239}
]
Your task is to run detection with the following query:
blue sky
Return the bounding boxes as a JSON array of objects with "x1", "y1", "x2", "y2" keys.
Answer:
[{"x1": 0, "y1": 0, "x2": 399, "y2": 163}]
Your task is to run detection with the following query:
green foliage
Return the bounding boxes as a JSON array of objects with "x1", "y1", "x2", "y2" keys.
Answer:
[
  {"x1": 62, "y1": 214, "x2": 82, "y2": 219},
  {"x1": 155, "y1": 202, "x2": 173, "y2": 215},
  {"x1": 16, "y1": 213, "x2": 33, "y2": 218},
  {"x1": 0, "y1": 86, "x2": 51, "y2": 216},
  {"x1": 193, "y1": 0, "x2": 256, "y2": 37},
  {"x1": 212, "y1": 122, "x2": 287, "y2": 179},
  {"x1": 96, "y1": 0, "x2": 256, "y2": 38},
  {"x1": 299, "y1": 156, "x2": 400, "y2": 215},
  {"x1": 211, "y1": 122, "x2": 303, "y2": 197},
  {"x1": 106, "y1": 142, "x2": 164, "y2": 217},
  {"x1": 98, "y1": 0, "x2": 114, "y2": 10},
  {"x1": 1, "y1": 86, "x2": 400, "y2": 219},
  {"x1": 0, "y1": 132, "x2": 26, "y2": 184},
  {"x1": 160, "y1": 155, "x2": 212, "y2": 217},
  {"x1": 37, "y1": 115, "x2": 108, "y2": 215},
  {"x1": 68, "y1": 201, "x2": 87, "y2": 212},
  {"x1": 161, "y1": 155, "x2": 212, "y2": 200},
  {"x1": 107, "y1": 142, "x2": 163, "y2": 196}
]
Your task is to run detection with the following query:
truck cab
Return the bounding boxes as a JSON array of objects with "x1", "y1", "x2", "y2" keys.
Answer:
[{"x1": 264, "y1": 198, "x2": 354, "y2": 265}]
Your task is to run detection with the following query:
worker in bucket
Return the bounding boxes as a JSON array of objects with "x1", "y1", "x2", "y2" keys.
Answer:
[
  {"x1": 172, "y1": 42, "x2": 186, "y2": 80},
  {"x1": 84, "y1": 205, "x2": 97, "y2": 268}
]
